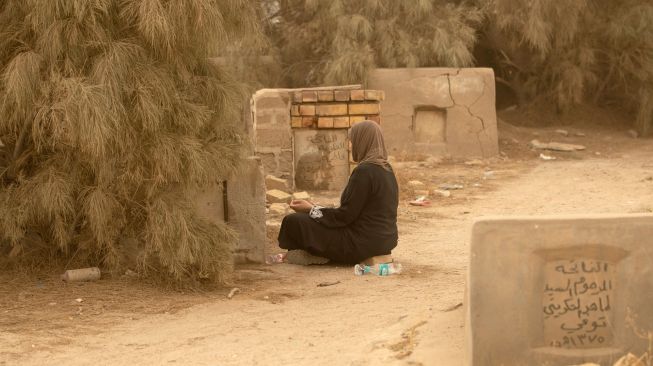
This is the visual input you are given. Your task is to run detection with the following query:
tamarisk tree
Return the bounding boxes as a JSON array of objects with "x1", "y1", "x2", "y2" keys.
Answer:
[{"x1": 0, "y1": 0, "x2": 259, "y2": 282}]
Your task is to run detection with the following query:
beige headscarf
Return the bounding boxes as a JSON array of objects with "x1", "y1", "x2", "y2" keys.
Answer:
[{"x1": 349, "y1": 120, "x2": 391, "y2": 171}]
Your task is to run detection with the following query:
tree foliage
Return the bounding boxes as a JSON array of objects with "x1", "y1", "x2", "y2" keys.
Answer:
[
  {"x1": 0, "y1": 0, "x2": 259, "y2": 282},
  {"x1": 266, "y1": 0, "x2": 482, "y2": 86}
]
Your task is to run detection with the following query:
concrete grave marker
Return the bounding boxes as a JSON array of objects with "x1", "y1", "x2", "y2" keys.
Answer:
[
  {"x1": 465, "y1": 214, "x2": 653, "y2": 366},
  {"x1": 293, "y1": 129, "x2": 350, "y2": 190}
]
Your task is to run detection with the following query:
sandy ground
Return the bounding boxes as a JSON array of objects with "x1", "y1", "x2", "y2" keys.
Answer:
[{"x1": 1, "y1": 124, "x2": 652, "y2": 365}]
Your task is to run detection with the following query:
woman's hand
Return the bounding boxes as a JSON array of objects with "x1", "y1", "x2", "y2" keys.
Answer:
[{"x1": 289, "y1": 200, "x2": 313, "y2": 213}]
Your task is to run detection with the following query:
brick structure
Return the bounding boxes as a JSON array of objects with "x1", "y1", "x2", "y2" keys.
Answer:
[{"x1": 251, "y1": 86, "x2": 383, "y2": 191}]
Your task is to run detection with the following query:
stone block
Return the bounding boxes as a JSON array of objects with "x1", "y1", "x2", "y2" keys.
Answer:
[
  {"x1": 334, "y1": 90, "x2": 350, "y2": 101},
  {"x1": 302, "y1": 91, "x2": 317, "y2": 102},
  {"x1": 299, "y1": 104, "x2": 316, "y2": 116},
  {"x1": 265, "y1": 175, "x2": 289, "y2": 191},
  {"x1": 291, "y1": 104, "x2": 300, "y2": 116},
  {"x1": 365, "y1": 90, "x2": 385, "y2": 101},
  {"x1": 292, "y1": 191, "x2": 311, "y2": 201},
  {"x1": 333, "y1": 116, "x2": 350, "y2": 128},
  {"x1": 291, "y1": 117, "x2": 302, "y2": 128},
  {"x1": 302, "y1": 116, "x2": 316, "y2": 128},
  {"x1": 257, "y1": 128, "x2": 291, "y2": 150},
  {"x1": 465, "y1": 214, "x2": 653, "y2": 366},
  {"x1": 318, "y1": 117, "x2": 334, "y2": 128},
  {"x1": 350, "y1": 89, "x2": 365, "y2": 101},
  {"x1": 349, "y1": 103, "x2": 380, "y2": 115},
  {"x1": 317, "y1": 90, "x2": 335, "y2": 102},
  {"x1": 316, "y1": 103, "x2": 348, "y2": 116},
  {"x1": 268, "y1": 203, "x2": 288, "y2": 216},
  {"x1": 266, "y1": 189, "x2": 292, "y2": 204}
]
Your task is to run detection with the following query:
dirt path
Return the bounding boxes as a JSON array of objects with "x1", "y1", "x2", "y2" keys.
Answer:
[{"x1": 3, "y1": 140, "x2": 652, "y2": 365}]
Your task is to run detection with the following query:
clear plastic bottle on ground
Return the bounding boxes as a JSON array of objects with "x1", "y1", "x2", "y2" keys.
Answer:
[
  {"x1": 265, "y1": 253, "x2": 285, "y2": 264},
  {"x1": 354, "y1": 262, "x2": 402, "y2": 276}
]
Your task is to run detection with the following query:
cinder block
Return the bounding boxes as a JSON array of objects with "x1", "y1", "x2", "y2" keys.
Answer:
[
  {"x1": 302, "y1": 116, "x2": 316, "y2": 128},
  {"x1": 350, "y1": 89, "x2": 365, "y2": 101},
  {"x1": 302, "y1": 91, "x2": 317, "y2": 102},
  {"x1": 318, "y1": 117, "x2": 334, "y2": 128},
  {"x1": 317, "y1": 91, "x2": 334, "y2": 102},
  {"x1": 365, "y1": 90, "x2": 385, "y2": 101},
  {"x1": 299, "y1": 104, "x2": 316, "y2": 116},
  {"x1": 291, "y1": 104, "x2": 300, "y2": 116},
  {"x1": 333, "y1": 116, "x2": 350, "y2": 128},
  {"x1": 316, "y1": 103, "x2": 348, "y2": 116},
  {"x1": 349, "y1": 103, "x2": 380, "y2": 115},
  {"x1": 334, "y1": 90, "x2": 350, "y2": 101},
  {"x1": 349, "y1": 116, "x2": 366, "y2": 126},
  {"x1": 291, "y1": 117, "x2": 302, "y2": 128}
]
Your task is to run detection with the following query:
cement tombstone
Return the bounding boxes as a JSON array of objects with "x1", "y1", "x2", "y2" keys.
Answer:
[
  {"x1": 293, "y1": 129, "x2": 350, "y2": 191},
  {"x1": 465, "y1": 214, "x2": 653, "y2": 366}
]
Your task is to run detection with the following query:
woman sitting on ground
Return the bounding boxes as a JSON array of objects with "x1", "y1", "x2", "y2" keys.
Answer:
[{"x1": 278, "y1": 120, "x2": 399, "y2": 265}]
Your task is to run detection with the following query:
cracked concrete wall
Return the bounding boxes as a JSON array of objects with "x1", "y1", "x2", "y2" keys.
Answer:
[{"x1": 368, "y1": 68, "x2": 499, "y2": 159}]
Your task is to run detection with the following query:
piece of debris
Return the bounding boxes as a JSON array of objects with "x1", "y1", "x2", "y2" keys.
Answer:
[
  {"x1": 409, "y1": 196, "x2": 431, "y2": 207},
  {"x1": 292, "y1": 191, "x2": 311, "y2": 201},
  {"x1": 442, "y1": 302, "x2": 463, "y2": 312},
  {"x1": 432, "y1": 189, "x2": 451, "y2": 197},
  {"x1": 574, "y1": 132, "x2": 586, "y2": 137},
  {"x1": 61, "y1": 267, "x2": 101, "y2": 282},
  {"x1": 268, "y1": 203, "x2": 288, "y2": 216},
  {"x1": 75, "y1": 298, "x2": 83, "y2": 303},
  {"x1": 555, "y1": 129, "x2": 569, "y2": 136},
  {"x1": 464, "y1": 159, "x2": 483, "y2": 166},
  {"x1": 124, "y1": 269, "x2": 137, "y2": 278},
  {"x1": 627, "y1": 129, "x2": 639, "y2": 139},
  {"x1": 265, "y1": 175, "x2": 289, "y2": 191},
  {"x1": 317, "y1": 281, "x2": 340, "y2": 287},
  {"x1": 483, "y1": 171, "x2": 495, "y2": 180},
  {"x1": 227, "y1": 287, "x2": 241, "y2": 299},
  {"x1": 529, "y1": 139, "x2": 586, "y2": 152},
  {"x1": 266, "y1": 189, "x2": 292, "y2": 204},
  {"x1": 439, "y1": 183, "x2": 463, "y2": 190},
  {"x1": 407, "y1": 180, "x2": 426, "y2": 189},
  {"x1": 594, "y1": 152, "x2": 601, "y2": 156},
  {"x1": 539, "y1": 153, "x2": 556, "y2": 161}
]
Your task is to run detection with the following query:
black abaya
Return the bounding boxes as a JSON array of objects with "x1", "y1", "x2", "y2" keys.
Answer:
[{"x1": 278, "y1": 162, "x2": 399, "y2": 264}]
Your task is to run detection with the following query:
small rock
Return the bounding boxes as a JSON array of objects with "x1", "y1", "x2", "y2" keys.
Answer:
[
  {"x1": 627, "y1": 129, "x2": 639, "y2": 139},
  {"x1": 265, "y1": 175, "x2": 289, "y2": 191},
  {"x1": 75, "y1": 298, "x2": 83, "y2": 303},
  {"x1": 266, "y1": 189, "x2": 292, "y2": 204},
  {"x1": 407, "y1": 180, "x2": 425, "y2": 189},
  {"x1": 268, "y1": 203, "x2": 288, "y2": 216},
  {"x1": 292, "y1": 191, "x2": 311, "y2": 201},
  {"x1": 530, "y1": 139, "x2": 586, "y2": 152},
  {"x1": 439, "y1": 183, "x2": 463, "y2": 190},
  {"x1": 433, "y1": 189, "x2": 451, "y2": 198},
  {"x1": 539, "y1": 153, "x2": 556, "y2": 161},
  {"x1": 555, "y1": 129, "x2": 569, "y2": 136}
]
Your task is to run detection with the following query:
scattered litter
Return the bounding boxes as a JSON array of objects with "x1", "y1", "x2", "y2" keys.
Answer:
[
  {"x1": 61, "y1": 267, "x2": 101, "y2": 282},
  {"x1": 539, "y1": 153, "x2": 556, "y2": 161},
  {"x1": 227, "y1": 288, "x2": 241, "y2": 299},
  {"x1": 530, "y1": 139, "x2": 586, "y2": 152},
  {"x1": 442, "y1": 302, "x2": 463, "y2": 312},
  {"x1": 409, "y1": 196, "x2": 431, "y2": 207},
  {"x1": 439, "y1": 183, "x2": 463, "y2": 190},
  {"x1": 75, "y1": 298, "x2": 83, "y2": 303},
  {"x1": 317, "y1": 281, "x2": 341, "y2": 287},
  {"x1": 432, "y1": 189, "x2": 451, "y2": 198},
  {"x1": 627, "y1": 129, "x2": 639, "y2": 139},
  {"x1": 555, "y1": 129, "x2": 569, "y2": 136},
  {"x1": 265, "y1": 253, "x2": 285, "y2": 264}
]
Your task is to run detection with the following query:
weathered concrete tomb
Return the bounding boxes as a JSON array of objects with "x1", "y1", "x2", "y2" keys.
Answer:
[
  {"x1": 251, "y1": 86, "x2": 383, "y2": 191},
  {"x1": 465, "y1": 214, "x2": 653, "y2": 366},
  {"x1": 368, "y1": 68, "x2": 498, "y2": 159}
]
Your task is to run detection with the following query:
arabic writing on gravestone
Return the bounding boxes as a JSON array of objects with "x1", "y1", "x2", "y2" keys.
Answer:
[{"x1": 542, "y1": 259, "x2": 614, "y2": 348}]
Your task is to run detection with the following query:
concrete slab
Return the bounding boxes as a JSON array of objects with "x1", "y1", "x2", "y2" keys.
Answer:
[
  {"x1": 293, "y1": 129, "x2": 349, "y2": 190},
  {"x1": 465, "y1": 214, "x2": 653, "y2": 366}
]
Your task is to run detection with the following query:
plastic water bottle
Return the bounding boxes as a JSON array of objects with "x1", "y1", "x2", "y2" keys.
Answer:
[
  {"x1": 354, "y1": 262, "x2": 402, "y2": 276},
  {"x1": 265, "y1": 253, "x2": 285, "y2": 264}
]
